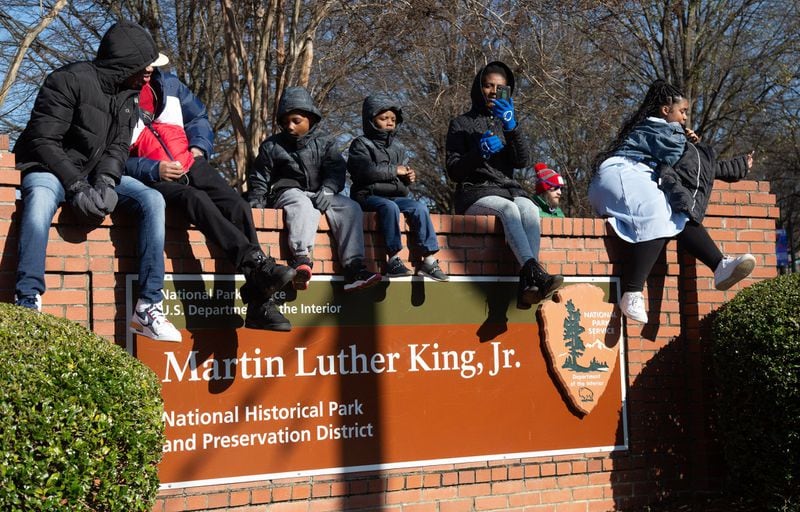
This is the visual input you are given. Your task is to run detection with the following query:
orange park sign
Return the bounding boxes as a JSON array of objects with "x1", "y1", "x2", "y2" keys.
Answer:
[
  {"x1": 127, "y1": 275, "x2": 627, "y2": 488},
  {"x1": 539, "y1": 284, "x2": 622, "y2": 415}
]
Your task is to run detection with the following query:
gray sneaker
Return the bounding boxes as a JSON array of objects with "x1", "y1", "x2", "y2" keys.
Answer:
[
  {"x1": 385, "y1": 257, "x2": 412, "y2": 278},
  {"x1": 417, "y1": 260, "x2": 449, "y2": 282}
]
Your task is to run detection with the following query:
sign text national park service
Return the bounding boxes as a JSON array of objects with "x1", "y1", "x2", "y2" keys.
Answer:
[{"x1": 128, "y1": 275, "x2": 627, "y2": 488}]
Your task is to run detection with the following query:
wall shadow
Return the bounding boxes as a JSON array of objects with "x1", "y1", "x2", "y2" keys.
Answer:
[
  {"x1": 602, "y1": 235, "x2": 666, "y2": 341},
  {"x1": 0, "y1": 205, "x2": 21, "y2": 303}
]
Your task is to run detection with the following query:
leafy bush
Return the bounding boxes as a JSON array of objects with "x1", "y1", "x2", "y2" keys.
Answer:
[
  {"x1": 712, "y1": 273, "x2": 800, "y2": 510},
  {"x1": 0, "y1": 303, "x2": 164, "y2": 511}
]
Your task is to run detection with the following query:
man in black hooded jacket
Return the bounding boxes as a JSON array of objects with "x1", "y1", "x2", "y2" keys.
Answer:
[{"x1": 12, "y1": 21, "x2": 181, "y2": 341}]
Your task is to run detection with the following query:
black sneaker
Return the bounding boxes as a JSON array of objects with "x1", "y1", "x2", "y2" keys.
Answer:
[
  {"x1": 242, "y1": 251, "x2": 296, "y2": 296},
  {"x1": 416, "y1": 259, "x2": 449, "y2": 282},
  {"x1": 245, "y1": 298, "x2": 292, "y2": 332},
  {"x1": 343, "y1": 262, "x2": 382, "y2": 292},
  {"x1": 258, "y1": 261, "x2": 296, "y2": 296},
  {"x1": 385, "y1": 257, "x2": 412, "y2": 278}
]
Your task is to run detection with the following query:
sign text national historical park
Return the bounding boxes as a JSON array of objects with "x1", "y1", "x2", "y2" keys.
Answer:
[{"x1": 129, "y1": 275, "x2": 627, "y2": 488}]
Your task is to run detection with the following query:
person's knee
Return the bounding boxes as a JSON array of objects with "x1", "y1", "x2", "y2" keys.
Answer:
[
  {"x1": 178, "y1": 188, "x2": 213, "y2": 209},
  {"x1": 410, "y1": 202, "x2": 430, "y2": 218},
  {"x1": 377, "y1": 201, "x2": 401, "y2": 220}
]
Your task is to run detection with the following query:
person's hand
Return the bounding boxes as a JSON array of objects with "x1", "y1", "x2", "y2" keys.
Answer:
[
  {"x1": 312, "y1": 186, "x2": 335, "y2": 212},
  {"x1": 190, "y1": 147, "x2": 205, "y2": 159},
  {"x1": 397, "y1": 165, "x2": 416, "y2": 183},
  {"x1": 685, "y1": 128, "x2": 701, "y2": 143},
  {"x1": 68, "y1": 180, "x2": 106, "y2": 223},
  {"x1": 490, "y1": 98, "x2": 517, "y2": 131},
  {"x1": 479, "y1": 131, "x2": 504, "y2": 160},
  {"x1": 159, "y1": 161, "x2": 186, "y2": 182},
  {"x1": 93, "y1": 174, "x2": 118, "y2": 214},
  {"x1": 746, "y1": 150, "x2": 755, "y2": 170},
  {"x1": 249, "y1": 195, "x2": 268, "y2": 208}
]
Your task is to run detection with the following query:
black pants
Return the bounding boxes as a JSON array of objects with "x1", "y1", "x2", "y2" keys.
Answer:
[
  {"x1": 152, "y1": 159, "x2": 260, "y2": 268},
  {"x1": 624, "y1": 221, "x2": 723, "y2": 292}
]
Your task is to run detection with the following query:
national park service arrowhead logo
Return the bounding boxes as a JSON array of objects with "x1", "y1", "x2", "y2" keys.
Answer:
[{"x1": 538, "y1": 283, "x2": 622, "y2": 416}]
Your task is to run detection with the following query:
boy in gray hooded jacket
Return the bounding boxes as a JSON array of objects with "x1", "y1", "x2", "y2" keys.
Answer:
[{"x1": 249, "y1": 86, "x2": 381, "y2": 291}]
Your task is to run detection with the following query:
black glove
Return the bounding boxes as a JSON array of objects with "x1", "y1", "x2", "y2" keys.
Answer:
[
  {"x1": 312, "y1": 187, "x2": 335, "y2": 212},
  {"x1": 68, "y1": 180, "x2": 106, "y2": 223},
  {"x1": 93, "y1": 174, "x2": 118, "y2": 214},
  {"x1": 249, "y1": 195, "x2": 268, "y2": 209}
]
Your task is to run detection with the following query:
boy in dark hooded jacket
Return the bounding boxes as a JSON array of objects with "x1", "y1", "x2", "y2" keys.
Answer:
[
  {"x1": 348, "y1": 93, "x2": 448, "y2": 281},
  {"x1": 249, "y1": 86, "x2": 381, "y2": 292},
  {"x1": 446, "y1": 61, "x2": 562, "y2": 308}
]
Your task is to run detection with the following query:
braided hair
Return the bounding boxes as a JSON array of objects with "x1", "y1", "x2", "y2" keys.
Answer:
[{"x1": 593, "y1": 79, "x2": 686, "y2": 172}]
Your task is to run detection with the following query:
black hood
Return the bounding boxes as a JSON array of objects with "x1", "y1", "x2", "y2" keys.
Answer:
[
  {"x1": 362, "y1": 93, "x2": 403, "y2": 146},
  {"x1": 94, "y1": 20, "x2": 160, "y2": 93},
  {"x1": 277, "y1": 86, "x2": 322, "y2": 124},
  {"x1": 469, "y1": 60, "x2": 516, "y2": 114}
]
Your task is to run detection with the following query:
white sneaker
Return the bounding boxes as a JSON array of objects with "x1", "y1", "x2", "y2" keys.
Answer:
[
  {"x1": 714, "y1": 254, "x2": 756, "y2": 291},
  {"x1": 130, "y1": 300, "x2": 182, "y2": 342},
  {"x1": 14, "y1": 293, "x2": 42, "y2": 312},
  {"x1": 620, "y1": 291, "x2": 648, "y2": 324}
]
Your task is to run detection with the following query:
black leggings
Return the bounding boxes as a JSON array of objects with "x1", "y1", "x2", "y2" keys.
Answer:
[{"x1": 623, "y1": 222, "x2": 723, "y2": 292}]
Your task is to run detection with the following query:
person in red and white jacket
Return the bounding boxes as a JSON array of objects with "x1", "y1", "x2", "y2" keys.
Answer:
[{"x1": 126, "y1": 68, "x2": 296, "y2": 332}]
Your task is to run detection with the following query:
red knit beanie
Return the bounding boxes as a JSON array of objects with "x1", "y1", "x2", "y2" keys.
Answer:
[{"x1": 534, "y1": 162, "x2": 565, "y2": 194}]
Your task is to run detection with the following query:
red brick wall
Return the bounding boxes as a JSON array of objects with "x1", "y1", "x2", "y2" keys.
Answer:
[{"x1": 0, "y1": 135, "x2": 779, "y2": 511}]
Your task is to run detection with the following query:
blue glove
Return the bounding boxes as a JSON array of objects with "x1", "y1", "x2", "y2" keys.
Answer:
[
  {"x1": 491, "y1": 97, "x2": 517, "y2": 131},
  {"x1": 479, "y1": 131, "x2": 504, "y2": 160}
]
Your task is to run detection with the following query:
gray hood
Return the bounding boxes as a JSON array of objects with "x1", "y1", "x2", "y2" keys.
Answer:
[
  {"x1": 362, "y1": 93, "x2": 403, "y2": 144},
  {"x1": 277, "y1": 86, "x2": 322, "y2": 124}
]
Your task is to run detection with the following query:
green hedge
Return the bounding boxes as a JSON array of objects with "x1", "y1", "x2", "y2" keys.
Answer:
[
  {"x1": 0, "y1": 303, "x2": 164, "y2": 511},
  {"x1": 712, "y1": 273, "x2": 800, "y2": 510}
]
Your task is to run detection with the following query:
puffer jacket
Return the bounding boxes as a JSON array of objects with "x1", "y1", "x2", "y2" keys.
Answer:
[
  {"x1": 657, "y1": 142, "x2": 749, "y2": 223},
  {"x1": 14, "y1": 21, "x2": 160, "y2": 190},
  {"x1": 126, "y1": 70, "x2": 214, "y2": 183},
  {"x1": 347, "y1": 93, "x2": 410, "y2": 205},
  {"x1": 249, "y1": 87, "x2": 346, "y2": 204},
  {"x1": 445, "y1": 61, "x2": 530, "y2": 214}
]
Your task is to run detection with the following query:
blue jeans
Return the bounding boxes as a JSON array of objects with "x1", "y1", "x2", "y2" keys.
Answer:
[
  {"x1": 466, "y1": 195, "x2": 541, "y2": 266},
  {"x1": 16, "y1": 172, "x2": 165, "y2": 303},
  {"x1": 363, "y1": 195, "x2": 439, "y2": 256}
]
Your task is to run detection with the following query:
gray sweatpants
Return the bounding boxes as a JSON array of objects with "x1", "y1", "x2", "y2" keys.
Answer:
[{"x1": 273, "y1": 188, "x2": 365, "y2": 267}]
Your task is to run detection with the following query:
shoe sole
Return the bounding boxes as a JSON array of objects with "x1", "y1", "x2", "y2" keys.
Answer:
[
  {"x1": 716, "y1": 258, "x2": 756, "y2": 291},
  {"x1": 622, "y1": 312, "x2": 648, "y2": 324},
  {"x1": 343, "y1": 273, "x2": 382, "y2": 291},
  {"x1": 386, "y1": 271, "x2": 413, "y2": 278},
  {"x1": 416, "y1": 270, "x2": 450, "y2": 282},
  {"x1": 130, "y1": 324, "x2": 182, "y2": 342},
  {"x1": 293, "y1": 266, "x2": 312, "y2": 290},
  {"x1": 245, "y1": 321, "x2": 292, "y2": 332},
  {"x1": 518, "y1": 275, "x2": 564, "y2": 308}
]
